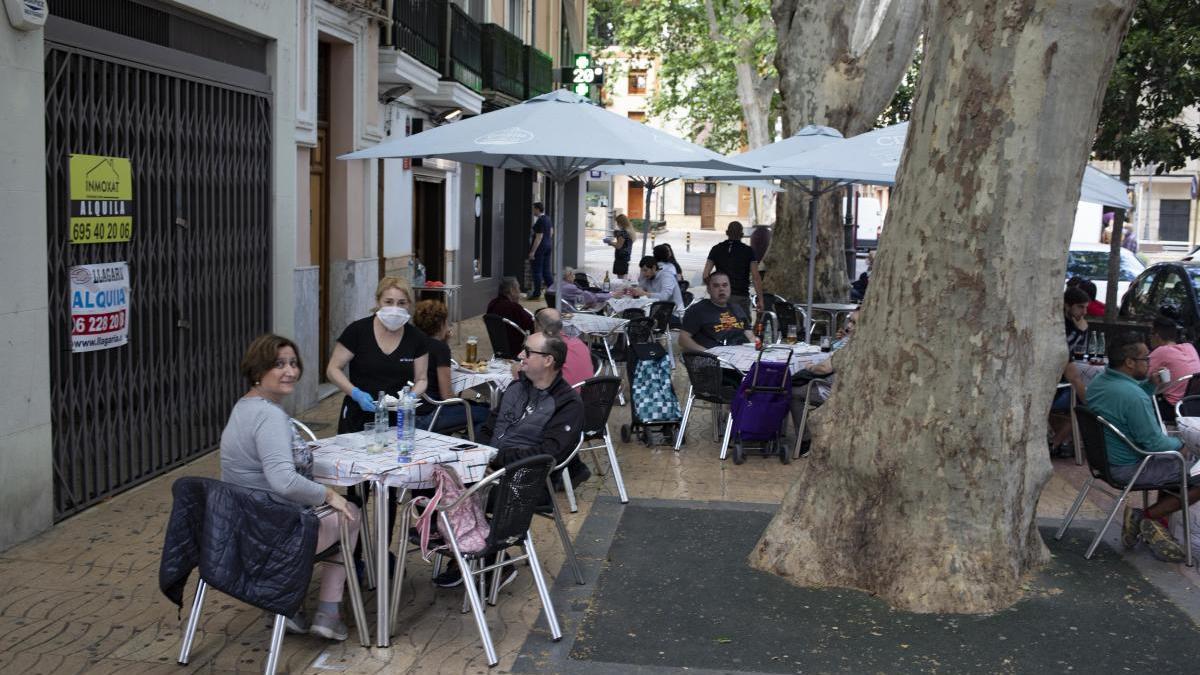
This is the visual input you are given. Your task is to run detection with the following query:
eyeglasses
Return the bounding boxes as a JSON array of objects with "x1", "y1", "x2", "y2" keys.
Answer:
[
  {"x1": 520, "y1": 345, "x2": 551, "y2": 358},
  {"x1": 1131, "y1": 356, "x2": 1151, "y2": 362}
]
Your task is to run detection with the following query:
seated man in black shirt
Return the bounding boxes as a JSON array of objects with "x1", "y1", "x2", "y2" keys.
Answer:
[
  {"x1": 679, "y1": 271, "x2": 755, "y2": 352},
  {"x1": 486, "y1": 276, "x2": 535, "y2": 354}
]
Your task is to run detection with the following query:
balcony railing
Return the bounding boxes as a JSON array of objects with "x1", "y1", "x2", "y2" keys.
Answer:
[
  {"x1": 383, "y1": 0, "x2": 443, "y2": 72},
  {"x1": 446, "y1": 3, "x2": 482, "y2": 92},
  {"x1": 525, "y1": 46, "x2": 553, "y2": 99},
  {"x1": 482, "y1": 24, "x2": 525, "y2": 100}
]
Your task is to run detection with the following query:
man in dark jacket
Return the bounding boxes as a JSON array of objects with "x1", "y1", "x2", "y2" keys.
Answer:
[
  {"x1": 482, "y1": 331, "x2": 584, "y2": 469},
  {"x1": 432, "y1": 332, "x2": 585, "y2": 589},
  {"x1": 486, "y1": 276, "x2": 535, "y2": 352}
]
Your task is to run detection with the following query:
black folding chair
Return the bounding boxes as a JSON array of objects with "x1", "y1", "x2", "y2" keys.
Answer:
[
  {"x1": 676, "y1": 351, "x2": 742, "y2": 459},
  {"x1": 553, "y1": 377, "x2": 626, "y2": 513},
  {"x1": 648, "y1": 301, "x2": 677, "y2": 364},
  {"x1": 407, "y1": 455, "x2": 563, "y2": 666},
  {"x1": 483, "y1": 313, "x2": 526, "y2": 360},
  {"x1": 1055, "y1": 406, "x2": 1193, "y2": 566}
]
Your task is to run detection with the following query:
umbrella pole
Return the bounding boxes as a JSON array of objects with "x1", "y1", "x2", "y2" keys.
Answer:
[
  {"x1": 555, "y1": 178, "x2": 566, "y2": 312},
  {"x1": 806, "y1": 182, "x2": 818, "y2": 339},
  {"x1": 640, "y1": 182, "x2": 654, "y2": 260}
]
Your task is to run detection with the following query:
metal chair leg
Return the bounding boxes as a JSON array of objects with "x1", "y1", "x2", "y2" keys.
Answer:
[
  {"x1": 603, "y1": 337, "x2": 625, "y2": 406},
  {"x1": 178, "y1": 579, "x2": 207, "y2": 664},
  {"x1": 389, "y1": 502, "x2": 413, "y2": 633},
  {"x1": 263, "y1": 614, "x2": 286, "y2": 675},
  {"x1": 719, "y1": 412, "x2": 733, "y2": 460},
  {"x1": 488, "y1": 549, "x2": 509, "y2": 606},
  {"x1": 674, "y1": 390, "x2": 694, "y2": 451},
  {"x1": 1055, "y1": 478, "x2": 1093, "y2": 540},
  {"x1": 357, "y1": 492, "x2": 376, "y2": 590},
  {"x1": 604, "y1": 428, "x2": 629, "y2": 503},
  {"x1": 441, "y1": 513, "x2": 498, "y2": 666},
  {"x1": 1085, "y1": 484, "x2": 1136, "y2": 559},
  {"x1": 563, "y1": 466, "x2": 578, "y2": 514},
  {"x1": 524, "y1": 534, "x2": 562, "y2": 641},
  {"x1": 545, "y1": 476, "x2": 585, "y2": 584},
  {"x1": 338, "y1": 512, "x2": 371, "y2": 647}
]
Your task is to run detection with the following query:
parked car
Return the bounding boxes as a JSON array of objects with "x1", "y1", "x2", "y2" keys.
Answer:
[
  {"x1": 1118, "y1": 260, "x2": 1200, "y2": 343},
  {"x1": 1065, "y1": 241, "x2": 1145, "y2": 303}
]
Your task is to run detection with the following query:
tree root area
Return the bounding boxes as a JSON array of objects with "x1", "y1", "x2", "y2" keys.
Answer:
[{"x1": 567, "y1": 502, "x2": 1200, "y2": 673}]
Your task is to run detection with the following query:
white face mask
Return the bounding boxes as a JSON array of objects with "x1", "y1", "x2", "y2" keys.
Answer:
[{"x1": 376, "y1": 306, "x2": 410, "y2": 331}]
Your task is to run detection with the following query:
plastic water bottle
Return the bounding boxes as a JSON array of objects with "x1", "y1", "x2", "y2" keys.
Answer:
[{"x1": 396, "y1": 387, "x2": 415, "y2": 462}]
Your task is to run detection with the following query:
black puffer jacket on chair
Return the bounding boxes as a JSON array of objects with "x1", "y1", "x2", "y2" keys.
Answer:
[{"x1": 159, "y1": 477, "x2": 319, "y2": 617}]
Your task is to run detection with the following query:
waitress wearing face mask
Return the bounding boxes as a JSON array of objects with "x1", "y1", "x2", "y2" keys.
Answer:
[{"x1": 326, "y1": 276, "x2": 429, "y2": 435}]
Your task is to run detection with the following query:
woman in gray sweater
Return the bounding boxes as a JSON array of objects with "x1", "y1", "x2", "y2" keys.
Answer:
[{"x1": 220, "y1": 334, "x2": 358, "y2": 641}]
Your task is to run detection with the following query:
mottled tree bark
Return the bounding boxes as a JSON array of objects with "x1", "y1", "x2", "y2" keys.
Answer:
[
  {"x1": 750, "y1": 0, "x2": 1136, "y2": 613},
  {"x1": 765, "y1": 0, "x2": 923, "y2": 302}
]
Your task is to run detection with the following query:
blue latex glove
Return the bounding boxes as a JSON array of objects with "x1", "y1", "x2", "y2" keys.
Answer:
[{"x1": 350, "y1": 387, "x2": 377, "y2": 413}]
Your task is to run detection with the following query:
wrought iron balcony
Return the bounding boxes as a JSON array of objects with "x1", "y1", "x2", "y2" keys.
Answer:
[
  {"x1": 446, "y1": 3, "x2": 483, "y2": 92},
  {"x1": 525, "y1": 46, "x2": 553, "y2": 99},
  {"x1": 382, "y1": 0, "x2": 443, "y2": 72},
  {"x1": 481, "y1": 24, "x2": 525, "y2": 100}
]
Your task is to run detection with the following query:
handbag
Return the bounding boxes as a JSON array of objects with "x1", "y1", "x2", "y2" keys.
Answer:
[{"x1": 412, "y1": 464, "x2": 490, "y2": 560}]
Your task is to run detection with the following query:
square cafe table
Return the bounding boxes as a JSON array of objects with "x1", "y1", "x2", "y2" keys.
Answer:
[
  {"x1": 311, "y1": 429, "x2": 497, "y2": 647},
  {"x1": 706, "y1": 342, "x2": 831, "y2": 375},
  {"x1": 450, "y1": 362, "x2": 513, "y2": 407},
  {"x1": 605, "y1": 296, "x2": 654, "y2": 315}
]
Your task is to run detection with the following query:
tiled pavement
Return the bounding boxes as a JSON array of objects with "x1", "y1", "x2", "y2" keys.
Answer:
[{"x1": 0, "y1": 307, "x2": 1162, "y2": 674}]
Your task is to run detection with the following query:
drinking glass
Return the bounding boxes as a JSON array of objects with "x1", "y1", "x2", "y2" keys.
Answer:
[
  {"x1": 785, "y1": 325, "x2": 798, "y2": 344},
  {"x1": 362, "y1": 422, "x2": 382, "y2": 454}
]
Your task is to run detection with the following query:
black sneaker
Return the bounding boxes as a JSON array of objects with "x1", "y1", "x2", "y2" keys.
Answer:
[
  {"x1": 432, "y1": 565, "x2": 463, "y2": 588},
  {"x1": 1121, "y1": 506, "x2": 1143, "y2": 550}
]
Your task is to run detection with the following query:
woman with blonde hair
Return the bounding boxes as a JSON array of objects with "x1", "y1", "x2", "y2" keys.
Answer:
[
  {"x1": 606, "y1": 212, "x2": 634, "y2": 279},
  {"x1": 326, "y1": 275, "x2": 429, "y2": 433}
]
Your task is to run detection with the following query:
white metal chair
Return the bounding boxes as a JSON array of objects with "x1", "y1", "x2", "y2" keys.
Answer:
[
  {"x1": 406, "y1": 456, "x2": 563, "y2": 666},
  {"x1": 177, "y1": 489, "x2": 371, "y2": 674},
  {"x1": 1055, "y1": 406, "x2": 1193, "y2": 567},
  {"x1": 675, "y1": 351, "x2": 743, "y2": 459},
  {"x1": 418, "y1": 392, "x2": 478, "y2": 442},
  {"x1": 292, "y1": 419, "x2": 376, "y2": 588},
  {"x1": 556, "y1": 377, "x2": 627, "y2": 513}
]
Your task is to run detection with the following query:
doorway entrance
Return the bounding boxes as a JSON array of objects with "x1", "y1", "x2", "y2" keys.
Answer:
[
  {"x1": 413, "y1": 177, "x2": 446, "y2": 282},
  {"x1": 627, "y1": 180, "x2": 645, "y2": 221}
]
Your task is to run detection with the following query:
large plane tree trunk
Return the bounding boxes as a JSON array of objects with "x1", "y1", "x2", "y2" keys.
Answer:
[
  {"x1": 750, "y1": 0, "x2": 1136, "y2": 613},
  {"x1": 764, "y1": 0, "x2": 923, "y2": 302}
]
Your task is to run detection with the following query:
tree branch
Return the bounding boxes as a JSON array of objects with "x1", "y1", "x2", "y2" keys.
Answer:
[{"x1": 703, "y1": 0, "x2": 723, "y2": 41}]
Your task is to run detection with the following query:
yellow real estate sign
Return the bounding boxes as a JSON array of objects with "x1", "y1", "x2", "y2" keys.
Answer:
[{"x1": 69, "y1": 154, "x2": 133, "y2": 244}]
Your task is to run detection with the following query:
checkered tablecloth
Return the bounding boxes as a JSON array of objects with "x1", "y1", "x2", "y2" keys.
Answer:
[
  {"x1": 450, "y1": 364, "x2": 513, "y2": 395},
  {"x1": 311, "y1": 428, "x2": 497, "y2": 490},
  {"x1": 606, "y1": 297, "x2": 653, "y2": 315},
  {"x1": 565, "y1": 313, "x2": 628, "y2": 335},
  {"x1": 706, "y1": 343, "x2": 830, "y2": 375}
]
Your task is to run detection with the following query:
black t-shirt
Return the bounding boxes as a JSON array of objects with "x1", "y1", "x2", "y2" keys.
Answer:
[
  {"x1": 614, "y1": 229, "x2": 633, "y2": 261},
  {"x1": 1065, "y1": 316, "x2": 1087, "y2": 354},
  {"x1": 707, "y1": 240, "x2": 757, "y2": 296},
  {"x1": 681, "y1": 299, "x2": 750, "y2": 349},
  {"x1": 418, "y1": 335, "x2": 453, "y2": 415},
  {"x1": 336, "y1": 316, "x2": 428, "y2": 398}
]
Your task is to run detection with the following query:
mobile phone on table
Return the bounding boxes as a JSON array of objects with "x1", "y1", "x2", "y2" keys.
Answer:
[{"x1": 451, "y1": 443, "x2": 477, "y2": 451}]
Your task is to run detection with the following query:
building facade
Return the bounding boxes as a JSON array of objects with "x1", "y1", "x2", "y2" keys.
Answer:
[{"x1": 0, "y1": 0, "x2": 587, "y2": 552}]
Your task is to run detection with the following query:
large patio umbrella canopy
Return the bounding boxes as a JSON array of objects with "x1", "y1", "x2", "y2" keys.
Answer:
[
  {"x1": 341, "y1": 90, "x2": 753, "y2": 309},
  {"x1": 762, "y1": 122, "x2": 1132, "y2": 208},
  {"x1": 745, "y1": 122, "x2": 1133, "y2": 334}
]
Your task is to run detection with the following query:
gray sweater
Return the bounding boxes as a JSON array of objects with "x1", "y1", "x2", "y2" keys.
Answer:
[{"x1": 219, "y1": 397, "x2": 326, "y2": 507}]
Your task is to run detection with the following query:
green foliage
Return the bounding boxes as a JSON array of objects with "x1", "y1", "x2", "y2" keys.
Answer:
[
  {"x1": 1094, "y1": 0, "x2": 1200, "y2": 175},
  {"x1": 589, "y1": 0, "x2": 777, "y2": 153},
  {"x1": 877, "y1": 44, "x2": 923, "y2": 127}
]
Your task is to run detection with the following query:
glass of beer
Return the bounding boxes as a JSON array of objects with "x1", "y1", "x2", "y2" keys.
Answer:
[
  {"x1": 465, "y1": 336, "x2": 478, "y2": 363},
  {"x1": 785, "y1": 325, "x2": 798, "y2": 344}
]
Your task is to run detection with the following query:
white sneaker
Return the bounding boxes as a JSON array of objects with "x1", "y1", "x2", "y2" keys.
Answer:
[{"x1": 309, "y1": 612, "x2": 348, "y2": 641}]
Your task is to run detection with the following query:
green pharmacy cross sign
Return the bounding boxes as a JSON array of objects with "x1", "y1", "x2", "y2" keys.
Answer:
[{"x1": 561, "y1": 53, "x2": 604, "y2": 98}]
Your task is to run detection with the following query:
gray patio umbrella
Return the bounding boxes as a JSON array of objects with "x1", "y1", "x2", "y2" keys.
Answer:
[
  {"x1": 340, "y1": 90, "x2": 753, "y2": 309},
  {"x1": 592, "y1": 162, "x2": 780, "y2": 260},
  {"x1": 748, "y1": 122, "x2": 1132, "y2": 335}
]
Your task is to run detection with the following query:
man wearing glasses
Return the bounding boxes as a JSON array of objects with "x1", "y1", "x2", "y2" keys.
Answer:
[
  {"x1": 1087, "y1": 332, "x2": 1200, "y2": 562},
  {"x1": 480, "y1": 332, "x2": 584, "y2": 472}
]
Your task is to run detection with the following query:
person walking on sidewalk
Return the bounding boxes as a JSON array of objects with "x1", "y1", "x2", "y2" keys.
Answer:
[
  {"x1": 527, "y1": 202, "x2": 554, "y2": 299},
  {"x1": 702, "y1": 221, "x2": 763, "y2": 320}
]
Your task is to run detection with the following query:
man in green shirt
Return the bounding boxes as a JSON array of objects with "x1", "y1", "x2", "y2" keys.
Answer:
[{"x1": 1086, "y1": 332, "x2": 1200, "y2": 562}]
